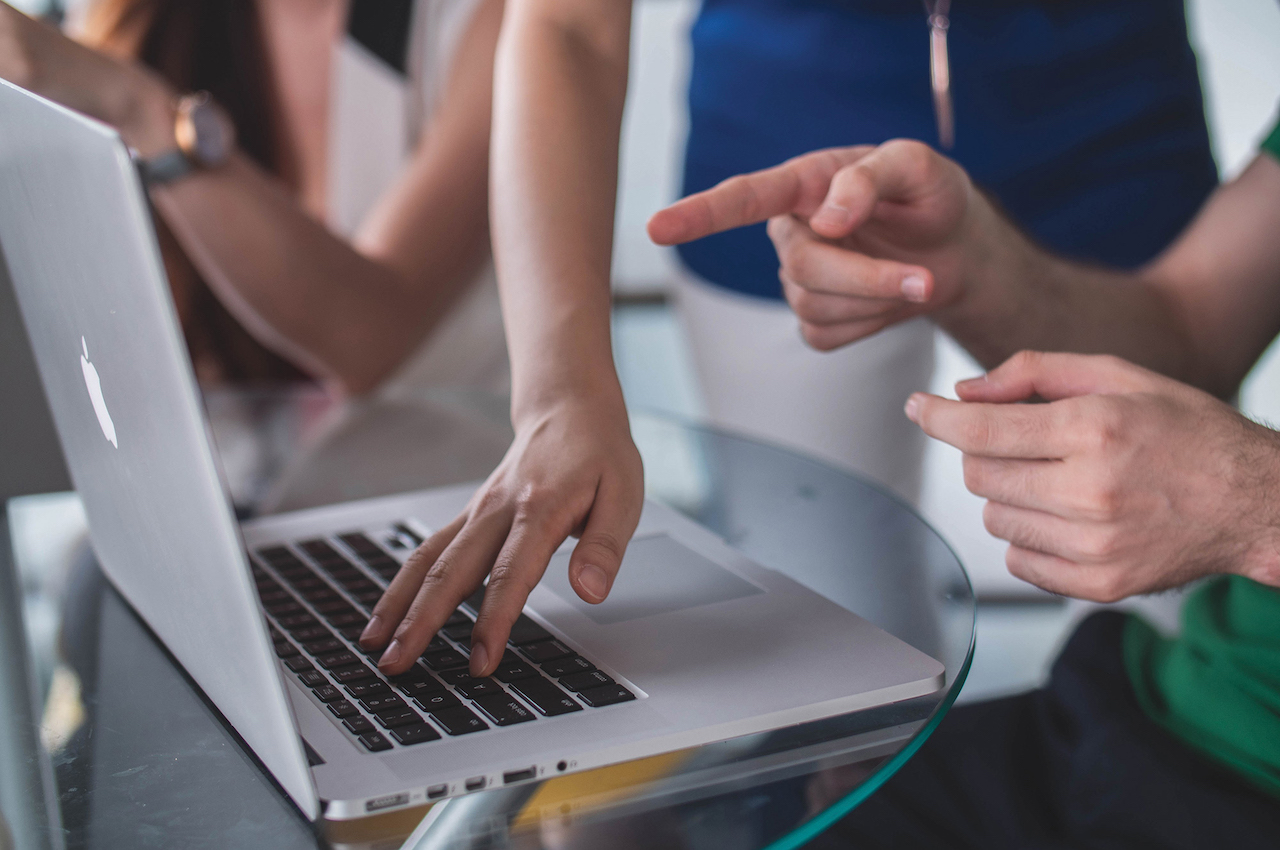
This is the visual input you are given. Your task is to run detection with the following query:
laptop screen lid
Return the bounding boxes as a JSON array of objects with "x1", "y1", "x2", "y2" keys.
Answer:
[{"x1": 0, "y1": 81, "x2": 318, "y2": 819}]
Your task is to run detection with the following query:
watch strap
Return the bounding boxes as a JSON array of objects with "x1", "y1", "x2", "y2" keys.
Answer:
[{"x1": 137, "y1": 149, "x2": 194, "y2": 186}]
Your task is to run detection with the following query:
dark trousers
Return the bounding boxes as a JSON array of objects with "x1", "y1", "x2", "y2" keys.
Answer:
[{"x1": 814, "y1": 612, "x2": 1280, "y2": 850}]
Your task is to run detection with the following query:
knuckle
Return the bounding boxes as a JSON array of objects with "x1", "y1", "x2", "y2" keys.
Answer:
[
  {"x1": 961, "y1": 414, "x2": 995, "y2": 453},
  {"x1": 962, "y1": 456, "x2": 990, "y2": 496}
]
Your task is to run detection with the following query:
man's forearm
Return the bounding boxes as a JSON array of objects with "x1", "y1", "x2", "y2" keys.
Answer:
[
  {"x1": 936, "y1": 197, "x2": 1206, "y2": 392},
  {"x1": 490, "y1": 3, "x2": 632, "y2": 423}
]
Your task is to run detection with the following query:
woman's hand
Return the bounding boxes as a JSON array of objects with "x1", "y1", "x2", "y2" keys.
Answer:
[
  {"x1": 649, "y1": 140, "x2": 987, "y2": 350},
  {"x1": 0, "y1": 3, "x2": 174, "y2": 155},
  {"x1": 361, "y1": 394, "x2": 644, "y2": 677},
  {"x1": 907, "y1": 351, "x2": 1280, "y2": 601}
]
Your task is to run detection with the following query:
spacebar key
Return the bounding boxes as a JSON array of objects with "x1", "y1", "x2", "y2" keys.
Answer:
[{"x1": 510, "y1": 677, "x2": 582, "y2": 716}]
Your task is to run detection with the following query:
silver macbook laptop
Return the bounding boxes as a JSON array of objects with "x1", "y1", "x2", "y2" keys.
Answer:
[{"x1": 0, "y1": 80, "x2": 943, "y2": 821}]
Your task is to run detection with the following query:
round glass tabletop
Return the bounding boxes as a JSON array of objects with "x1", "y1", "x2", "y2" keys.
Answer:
[{"x1": 1, "y1": 389, "x2": 973, "y2": 850}]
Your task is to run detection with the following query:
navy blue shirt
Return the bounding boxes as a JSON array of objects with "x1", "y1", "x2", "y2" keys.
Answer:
[{"x1": 678, "y1": 0, "x2": 1218, "y2": 300}]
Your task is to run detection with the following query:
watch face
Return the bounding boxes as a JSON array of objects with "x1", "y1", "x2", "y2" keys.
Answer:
[{"x1": 181, "y1": 98, "x2": 234, "y2": 167}]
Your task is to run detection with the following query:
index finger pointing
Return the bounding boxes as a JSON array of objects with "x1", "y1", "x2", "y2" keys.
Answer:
[
  {"x1": 905, "y1": 393, "x2": 1074, "y2": 459},
  {"x1": 647, "y1": 146, "x2": 873, "y2": 245}
]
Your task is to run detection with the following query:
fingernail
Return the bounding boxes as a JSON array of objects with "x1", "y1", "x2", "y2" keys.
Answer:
[
  {"x1": 378, "y1": 639, "x2": 402, "y2": 669},
  {"x1": 901, "y1": 274, "x2": 927, "y2": 303},
  {"x1": 904, "y1": 394, "x2": 921, "y2": 422},
  {"x1": 359, "y1": 615, "x2": 383, "y2": 647},
  {"x1": 955, "y1": 374, "x2": 988, "y2": 391},
  {"x1": 814, "y1": 201, "x2": 851, "y2": 228},
  {"x1": 578, "y1": 564, "x2": 609, "y2": 602},
  {"x1": 470, "y1": 642, "x2": 489, "y2": 676}
]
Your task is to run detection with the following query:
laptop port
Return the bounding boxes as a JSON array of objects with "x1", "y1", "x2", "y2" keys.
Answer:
[
  {"x1": 503, "y1": 767, "x2": 537, "y2": 785},
  {"x1": 556, "y1": 761, "x2": 567, "y2": 772},
  {"x1": 427, "y1": 784, "x2": 448, "y2": 800},
  {"x1": 465, "y1": 776, "x2": 487, "y2": 792}
]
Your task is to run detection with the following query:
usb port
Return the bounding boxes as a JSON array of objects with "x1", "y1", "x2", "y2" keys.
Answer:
[
  {"x1": 465, "y1": 776, "x2": 487, "y2": 792},
  {"x1": 427, "y1": 784, "x2": 448, "y2": 800},
  {"x1": 503, "y1": 767, "x2": 537, "y2": 785}
]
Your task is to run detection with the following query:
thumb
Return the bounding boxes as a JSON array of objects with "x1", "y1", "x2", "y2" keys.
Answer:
[
  {"x1": 567, "y1": 476, "x2": 641, "y2": 604},
  {"x1": 956, "y1": 351, "x2": 1153, "y2": 403}
]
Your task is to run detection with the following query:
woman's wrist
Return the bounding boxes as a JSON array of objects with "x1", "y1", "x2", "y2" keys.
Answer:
[{"x1": 106, "y1": 68, "x2": 179, "y2": 158}]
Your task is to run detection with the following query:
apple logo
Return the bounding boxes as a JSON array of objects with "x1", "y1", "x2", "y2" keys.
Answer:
[{"x1": 80, "y1": 336, "x2": 117, "y2": 448}]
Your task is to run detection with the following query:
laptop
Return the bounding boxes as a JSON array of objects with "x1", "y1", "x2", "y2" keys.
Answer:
[{"x1": 0, "y1": 80, "x2": 944, "y2": 821}]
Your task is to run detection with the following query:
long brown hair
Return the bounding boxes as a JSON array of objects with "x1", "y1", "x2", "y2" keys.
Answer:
[{"x1": 80, "y1": 0, "x2": 307, "y2": 385}]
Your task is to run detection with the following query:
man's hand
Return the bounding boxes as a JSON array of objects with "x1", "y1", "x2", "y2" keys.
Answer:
[
  {"x1": 360, "y1": 396, "x2": 644, "y2": 677},
  {"x1": 648, "y1": 140, "x2": 984, "y2": 350},
  {"x1": 906, "y1": 351, "x2": 1280, "y2": 601}
]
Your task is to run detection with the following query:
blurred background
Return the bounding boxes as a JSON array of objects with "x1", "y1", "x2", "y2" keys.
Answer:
[{"x1": 5, "y1": 0, "x2": 1280, "y2": 704}]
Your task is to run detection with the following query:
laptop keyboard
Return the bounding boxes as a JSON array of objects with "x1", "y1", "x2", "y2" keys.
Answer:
[{"x1": 250, "y1": 525, "x2": 635, "y2": 754}]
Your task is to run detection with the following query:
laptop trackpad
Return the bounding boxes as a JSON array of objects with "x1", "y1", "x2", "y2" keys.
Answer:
[{"x1": 541, "y1": 534, "x2": 762, "y2": 626}]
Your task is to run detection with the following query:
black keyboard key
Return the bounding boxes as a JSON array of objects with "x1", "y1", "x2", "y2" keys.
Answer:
[
  {"x1": 298, "y1": 587, "x2": 340, "y2": 605},
  {"x1": 328, "y1": 611, "x2": 368, "y2": 628},
  {"x1": 374, "y1": 707, "x2": 422, "y2": 729},
  {"x1": 279, "y1": 614, "x2": 321, "y2": 632},
  {"x1": 358, "y1": 732, "x2": 392, "y2": 752},
  {"x1": 339, "y1": 626, "x2": 366, "y2": 642},
  {"x1": 284, "y1": 656, "x2": 315, "y2": 673},
  {"x1": 541, "y1": 655, "x2": 595, "y2": 678},
  {"x1": 259, "y1": 589, "x2": 292, "y2": 605},
  {"x1": 265, "y1": 600, "x2": 304, "y2": 618},
  {"x1": 394, "y1": 522, "x2": 424, "y2": 546},
  {"x1": 299, "y1": 539, "x2": 339, "y2": 559},
  {"x1": 256, "y1": 546, "x2": 294, "y2": 563},
  {"x1": 274, "y1": 641, "x2": 300, "y2": 658},
  {"x1": 331, "y1": 664, "x2": 378, "y2": 685},
  {"x1": 339, "y1": 532, "x2": 382, "y2": 555},
  {"x1": 389, "y1": 723, "x2": 441, "y2": 746},
  {"x1": 422, "y1": 650, "x2": 469, "y2": 671},
  {"x1": 559, "y1": 670, "x2": 615, "y2": 692},
  {"x1": 452, "y1": 677, "x2": 503, "y2": 699},
  {"x1": 472, "y1": 694, "x2": 536, "y2": 727},
  {"x1": 494, "y1": 662, "x2": 539, "y2": 683},
  {"x1": 312, "y1": 684, "x2": 344, "y2": 703},
  {"x1": 420, "y1": 636, "x2": 451, "y2": 656},
  {"x1": 398, "y1": 678, "x2": 446, "y2": 700},
  {"x1": 289, "y1": 576, "x2": 328, "y2": 593},
  {"x1": 463, "y1": 586, "x2": 486, "y2": 613},
  {"x1": 445, "y1": 610, "x2": 472, "y2": 627},
  {"x1": 354, "y1": 590, "x2": 383, "y2": 607},
  {"x1": 292, "y1": 625, "x2": 333, "y2": 643},
  {"x1": 343, "y1": 716, "x2": 374, "y2": 735},
  {"x1": 430, "y1": 706, "x2": 488, "y2": 735},
  {"x1": 413, "y1": 691, "x2": 461, "y2": 712},
  {"x1": 317, "y1": 651, "x2": 361, "y2": 670},
  {"x1": 296, "y1": 670, "x2": 327, "y2": 688},
  {"x1": 577, "y1": 684, "x2": 636, "y2": 708},
  {"x1": 507, "y1": 615, "x2": 553, "y2": 646},
  {"x1": 327, "y1": 699, "x2": 359, "y2": 718},
  {"x1": 344, "y1": 680, "x2": 392, "y2": 699},
  {"x1": 521, "y1": 640, "x2": 573, "y2": 664},
  {"x1": 313, "y1": 599, "x2": 355, "y2": 616},
  {"x1": 359, "y1": 694, "x2": 406, "y2": 714},
  {"x1": 303, "y1": 638, "x2": 344, "y2": 656},
  {"x1": 510, "y1": 678, "x2": 582, "y2": 716},
  {"x1": 442, "y1": 622, "x2": 473, "y2": 641}
]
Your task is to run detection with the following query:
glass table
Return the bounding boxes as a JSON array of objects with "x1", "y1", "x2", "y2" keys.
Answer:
[{"x1": 0, "y1": 389, "x2": 974, "y2": 850}]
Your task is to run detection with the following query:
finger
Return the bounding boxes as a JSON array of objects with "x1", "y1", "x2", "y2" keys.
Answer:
[
  {"x1": 771, "y1": 216, "x2": 934, "y2": 305},
  {"x1": 377, "y1": 508, "x2": 511, "y2": 675},
  {"x1": 647, "y1": 146, "x2": 874, "y2": 245},
  {"x1": 782, "y1": 275, "x2": 900, "y2": 326},
  {"x1": 1004, "y1": 545, "x2": 1132, "y2": 603},
  {"x1": 954, "y1": 351, "x2": 1157, "y2": 404},
  {"x1": 468, "y1": 510, "x2": 576, "y2": 676},
  {"x1": 799, "y1": 315, "x2": 901, "y2": 351},
  {"x1": 361, "y1": 513, "x2": 465, "y2": 649},
  {"x1": 982, "y1": 501, "x2": 1118, "y2": 564},
  {"x1": 567, "y1": 474, "x2": 643, "y2": 606},
  {"x1": 904, "y1": 393, "x2": 1076, "y2": 458},
  {"x1": 808, "y1": 139, "x2": 949, "y2": 239},
  {"x1": 961, "y1": 455, "x2": 1067, "y2": 516}
]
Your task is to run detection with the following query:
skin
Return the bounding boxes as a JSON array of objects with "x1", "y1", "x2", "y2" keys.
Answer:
[
  {"x1": 649, "y1": 140, "x2": 1280, "y2": 597},
  {"x1": 361, "y1": 0, "x2": 644, "y2": 677},
  {"x1": 0, "y1": 0, "x2": 501, "y2": 393}
]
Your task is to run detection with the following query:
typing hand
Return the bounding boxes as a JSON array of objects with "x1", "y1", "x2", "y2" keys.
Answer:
[
  {"x1": 648, "y1": 140, "x2": 979, "y2": 350},
  {"x1": 360, "y1": 395, "x2": 643, "y2": 677},
  {"x1": 907, "y1": 351, "x2": 1280, "y2": 601}
]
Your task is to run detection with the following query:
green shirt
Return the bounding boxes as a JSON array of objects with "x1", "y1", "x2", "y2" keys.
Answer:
[{"x1": 1122, "y1": 122, "x2": 1280, "y2": 798}]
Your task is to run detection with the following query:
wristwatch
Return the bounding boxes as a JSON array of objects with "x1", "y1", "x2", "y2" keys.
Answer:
[{"x1": 137, "y1": 92, "x2": 235, "y2": 186}]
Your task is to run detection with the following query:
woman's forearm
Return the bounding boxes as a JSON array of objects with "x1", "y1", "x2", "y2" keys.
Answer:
[{"x1": 490, "y1": 1, "x2": 633, "y2": 423}]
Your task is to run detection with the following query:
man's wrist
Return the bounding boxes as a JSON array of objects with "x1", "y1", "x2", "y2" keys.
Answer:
[
  {"x1": 109, "y1": 71, "x2": 179, "y2": 158},
  {"x1": 1237, "y1": 422, "x2": 1280, "y2": 589}
]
